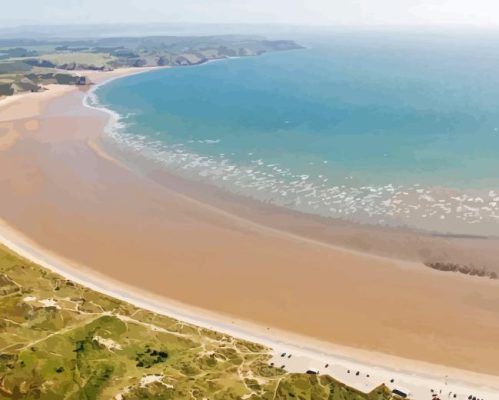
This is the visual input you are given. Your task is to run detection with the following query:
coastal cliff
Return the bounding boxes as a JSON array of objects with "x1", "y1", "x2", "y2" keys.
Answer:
[{"x1": 0, "y1": 35, "x2": 302, "y2": 96}]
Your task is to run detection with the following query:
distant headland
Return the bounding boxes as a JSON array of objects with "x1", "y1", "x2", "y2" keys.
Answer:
[{"x1": 0, "y1": 35, "x2": 303, "y2": 96}]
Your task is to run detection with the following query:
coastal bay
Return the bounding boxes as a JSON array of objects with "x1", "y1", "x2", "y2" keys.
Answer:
[
  {"x1": 94, "y1": 40, "x2": 499, "y2": 238},
  {"x1": 0, "y1": 68, "x2": 499, "y2": 390}
]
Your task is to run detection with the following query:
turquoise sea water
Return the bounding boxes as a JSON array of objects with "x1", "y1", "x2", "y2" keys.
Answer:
[{"x1": 94, "y1": 32, "x2": 499, "y2": 235}]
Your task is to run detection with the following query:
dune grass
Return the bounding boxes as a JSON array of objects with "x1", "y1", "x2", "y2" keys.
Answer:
[{"x1": 0, "y1": 245, "x2": 393, "y2": 399}]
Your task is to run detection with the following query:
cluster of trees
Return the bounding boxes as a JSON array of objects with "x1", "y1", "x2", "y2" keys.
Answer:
[
  {"x1": 424, "y1": 262, "x2": 498, "y2": 279},
  {"x1": 0, "y1": 47, "x2": 38, "y2": 60}
]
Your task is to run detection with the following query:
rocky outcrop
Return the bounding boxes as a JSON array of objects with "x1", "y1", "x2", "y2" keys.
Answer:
[{"x1": 424, "y1": 261, "x2": 498, "y2": 280}]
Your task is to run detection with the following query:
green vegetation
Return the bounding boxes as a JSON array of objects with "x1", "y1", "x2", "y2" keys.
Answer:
[
  {"x1": 28, "y1": 52, "x2": 116, "y2": 69},
  {"x1": 0, "y1": 35, "x2": 302, "y2": 97},
  {"x1": 0, "y1": 245, "x2": 394, "y2": 399}
]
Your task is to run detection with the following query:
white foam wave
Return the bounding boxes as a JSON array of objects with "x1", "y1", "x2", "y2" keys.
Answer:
[
  {"x1": 103, "y1": 122, "x2": 499, "y2": 235},
  {"x1": 87, "y1": 83, "x2": 499, "y2": 236}
]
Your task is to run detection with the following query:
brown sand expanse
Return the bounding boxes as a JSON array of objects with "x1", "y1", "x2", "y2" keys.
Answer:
[
  {"x1": 1, "y1": 73, "x2": 499, "y2": 377},
  {"x1": 136, "y1": 151, "x2": 499, "y2": 274}
]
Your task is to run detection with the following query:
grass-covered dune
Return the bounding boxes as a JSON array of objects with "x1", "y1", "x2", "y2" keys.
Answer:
[{"x1": 0, "y1": 245, "x2": 394, "y2": 399}]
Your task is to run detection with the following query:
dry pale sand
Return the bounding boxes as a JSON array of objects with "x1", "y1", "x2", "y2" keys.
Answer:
[{"x1": 0, "y1": 73, "x2": 499, "y2": 383}]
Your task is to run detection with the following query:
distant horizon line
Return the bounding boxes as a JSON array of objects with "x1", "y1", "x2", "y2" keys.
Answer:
[{"x1": 5, "y1": 21, "x2": 499, "y2": 31}]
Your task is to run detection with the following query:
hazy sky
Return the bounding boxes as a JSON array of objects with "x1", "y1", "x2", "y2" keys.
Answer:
[{"x1": 3, "y1": 0, "x2": 499, "y2": 28}]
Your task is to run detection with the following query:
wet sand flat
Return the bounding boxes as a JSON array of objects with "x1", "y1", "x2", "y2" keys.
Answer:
[{"x1": 0, "y1": 79, "x2": 499, "y2": 378}]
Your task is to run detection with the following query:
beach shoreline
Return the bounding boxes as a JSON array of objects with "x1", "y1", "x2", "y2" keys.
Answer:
[
  {"x1": 81, "y1": 66, "x2": 499, "y2": 276},
  {"x1": 0, "y1": 67, "x2": 499, "y2": 398},
  {"x1": 94, "y1": 110, "x2": 499, "y2": 277},
  {"x1": 0, "y1": 218, "x2": 498, "y2": 399}
]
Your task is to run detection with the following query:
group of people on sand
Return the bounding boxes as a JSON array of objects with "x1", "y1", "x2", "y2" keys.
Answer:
[
  {"x1": 430, "y1": 389, "x2": 487, "y2": 400},
  {"x1": 268, "y1": 352, "x2": 293, "y2": 369},
  {"x1": 465, "y1": 395, "x2": 486, "y2": 400},
  {"x1": 271, "y1": 353, "x2": 490, "y2": 400}
]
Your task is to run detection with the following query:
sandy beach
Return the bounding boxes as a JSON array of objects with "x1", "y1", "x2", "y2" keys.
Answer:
[
  {"x1": 1, "y1": 70, "x2": 499, "y2": 397},
  {"x1": 1, "y1": 223, "x2": 498, "y2": 400}
]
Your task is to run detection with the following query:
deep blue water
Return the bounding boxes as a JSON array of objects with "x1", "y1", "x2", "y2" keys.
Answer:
[{"x1": 94, "y1": 32, "x2": 499, "y2": 234}]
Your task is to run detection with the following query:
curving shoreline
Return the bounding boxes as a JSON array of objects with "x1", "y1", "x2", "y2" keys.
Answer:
[
  {"x1": 82, "y1": 67, "x2": 499, "y2": 277},
  {"x1": 0, "y1": 219, "x2": 498, "y2": 399},
  {"x1": 1, "y1": 68, "x2": 499, "y2": 398},
  {"x1": 89, "y1": 54, "x2": 499, "y2": 239}
]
